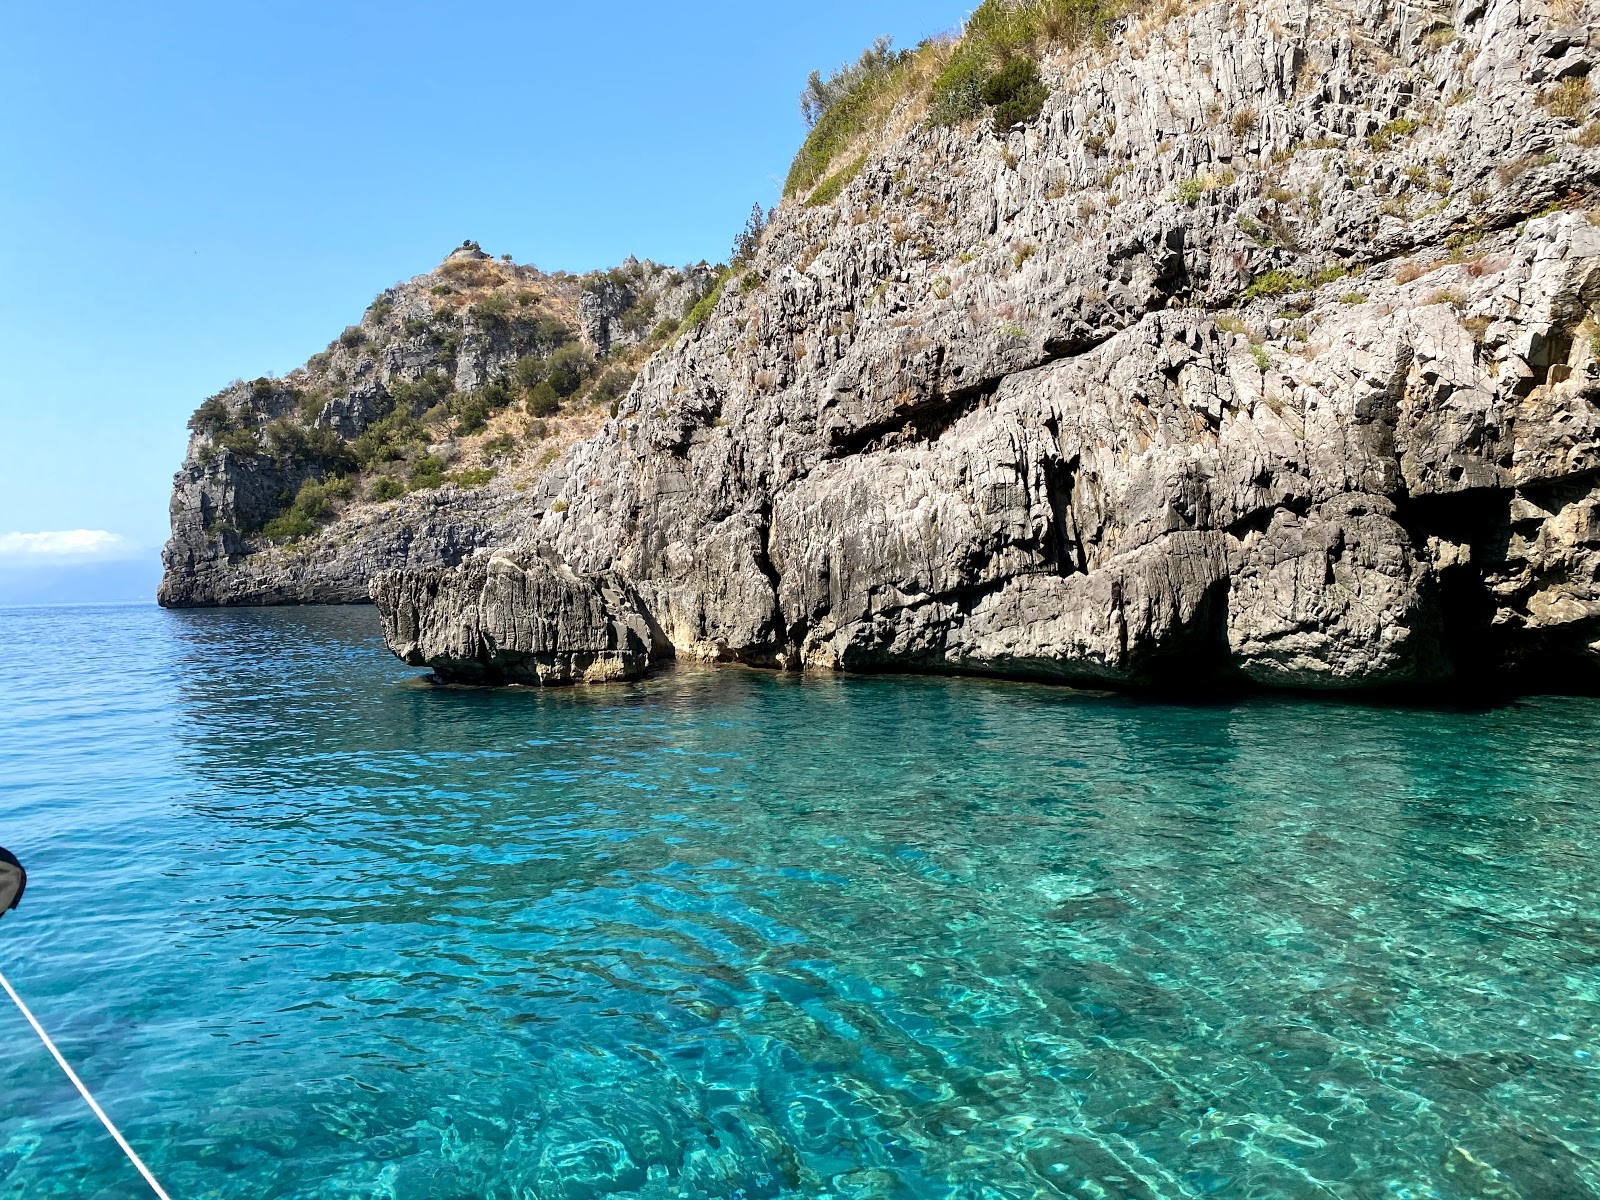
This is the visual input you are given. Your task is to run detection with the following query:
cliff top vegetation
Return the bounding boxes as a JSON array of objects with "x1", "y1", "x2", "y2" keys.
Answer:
[{"x1": 786, "y1": 0, "x2": 1149, "y2": 200}]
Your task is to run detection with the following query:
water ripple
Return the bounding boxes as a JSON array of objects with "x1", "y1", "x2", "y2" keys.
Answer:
[{"x1": 0, "y1": 605, "x2": 1596, "y2": 1198}]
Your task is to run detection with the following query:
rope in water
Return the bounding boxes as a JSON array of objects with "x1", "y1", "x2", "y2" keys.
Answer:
[{"x1": 0, "y1": 967, "x2": 173, "y2": 1200}]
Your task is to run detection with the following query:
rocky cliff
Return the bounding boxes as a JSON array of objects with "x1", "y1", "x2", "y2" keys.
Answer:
[
  {"x1": 173, "y1": 0, "x2": 1600, "y2": 692},
  {"x1": 159, "y1": 247, "x2": 714, "y2": 606}
]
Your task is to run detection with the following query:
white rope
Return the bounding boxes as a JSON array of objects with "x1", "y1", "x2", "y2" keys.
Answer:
[{"x1": 0, "y1": 968, "x2": 174, "y2": 1200}]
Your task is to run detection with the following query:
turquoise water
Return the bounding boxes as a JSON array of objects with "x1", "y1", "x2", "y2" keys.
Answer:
[{"x1": 0, "y1": 605, "x2": 1596, "y2": 1200}]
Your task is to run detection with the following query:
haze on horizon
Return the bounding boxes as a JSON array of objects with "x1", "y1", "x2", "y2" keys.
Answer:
[{"x1": 0, "y1": 0, "x2": 947, "y2": 603}]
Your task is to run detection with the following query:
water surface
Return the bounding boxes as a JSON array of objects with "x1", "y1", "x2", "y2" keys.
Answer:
[{"x1": 0, "y1": 604, "x2": 1595, "y2": 1199}]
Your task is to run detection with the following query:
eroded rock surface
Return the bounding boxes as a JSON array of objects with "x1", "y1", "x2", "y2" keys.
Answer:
[{"x1": 371, "y1": 548, "x2": 657, "y2": 685}]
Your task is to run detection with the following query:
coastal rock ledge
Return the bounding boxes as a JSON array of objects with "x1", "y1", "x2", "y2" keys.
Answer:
[{"x1": 371, "y1": 549, "x2": 657, "y2": 685}]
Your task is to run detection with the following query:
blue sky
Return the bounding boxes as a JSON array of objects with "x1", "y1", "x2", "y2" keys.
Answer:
[{"x1": 0, "y1": 0, "x2": 953, "y2": 591}]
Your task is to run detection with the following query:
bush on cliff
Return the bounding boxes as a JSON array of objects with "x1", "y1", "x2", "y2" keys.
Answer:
[
  {"x1": 731, "y1": 204, "x2": 769, "y2": 265},
  {"x1": 355, "y1": 411, "x2": 426, "y2": 468},
  {"x1": 261, "y1": 476, "x2": 352, "y2": 541},
  {"x1": 786, "y1": 36, "x2": 911, "y2": 197},
  {"x1": 982, "y1": 56, "x2": 1049, "y2": 132},
  {"x1": 468, "y1": 294, "x2": 513, "y2": 328},
  {"x1": 370, "y1": 476, "x2": 406, "y2": 502},
  {"x1": 544, "y1": 345, "x2": 591, "y2": 397},
  {"x1": 264, "y1": 419, "x2": 357, "y2": 475},
  {"x1": 931, "y1": 0, "x2": 1122, "y2": 130},
  {"x1": 525, "y1": 381, "x2": 561, "y2": 417},
  {"x1": 189, "y1": 394, "x2": 233, "y2": 436},
  {"x1": 682, "y1": 270, "x2": 730, "y2": 333},
  {"x1": 409, "y1": 456, "x2": 447, "y2": 490},
  {"x1": 592, "y1": 367, "x2": 636, "y2": 405},
  {"x1": 532, "y1": 315, "x2": 571, "y2": 348},
  {"x1": 450, "y1": 380, "x2": 515, "y2": 436},
  {"x1": 790, "y1": 0, "x2": 1138, "y2": 197},
  {"x1": 389, "y1": 371, "x2": 453, "y2": 416}
]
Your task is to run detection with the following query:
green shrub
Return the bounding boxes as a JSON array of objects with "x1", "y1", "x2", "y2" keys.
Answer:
[
  {"x1": 479, "y1": 380, "x2": 515, "y2": 411},
  {"x1": 354, "y1": 410, "x2": 426, "y2": 468},
  {"x1": 482, "y1": 433, "x2": 517, "y2": 461},
  {"x1": 545, "y1": 344, "x2": 591, "y2": 397},
  {"x1": 371, "y1": 476, "x2": 406, "y2": 502},
  {"x1": 930, "y1": 0, "x2": 1125, "y2": 129},
  {"x1": 262, "y1": 418, "x2": 355, "y2": 472},
  {"x1": 450, "y1": 467, "x2": 497, "y2": 488},
  {"x1": 929, "y1": 47, "x2": 989, "y2": 125},
  {"x1": 525, "y1": 380, "x2": 561, "y2": 417},
  {"x1": 450, "y1": 394, "x2": 491, "y2": 435},
  {"x1": 409, "y1": 456, "x2": 447, "y2": 490},
  {"x1": 261, "y1": 511, "x2": 314, "y2": 540},
  {"x1": 214, "y1": 428, "x2": 262, "y2": 457},
  {"x1": 982, "y1": 56, "x2": 1048, "y2": 133},
  {"x1": 1250, "y1": 344, "x2": 1272, "y2": 372},
  {"x1": 338, "y1": 325, "x2": 366, "y2": 349},
  {"x1": 448, "y1": 380, "x2": 515, "y2": 435},
  {"x1": 1367, "y1": 117, "x2": 1420, "y2": 152},
  {"x1": 620, "y1": 298, "x2": 657, "y2": 334},
  {"x1": 533, "y1": 315, "x2": 571, "y2": 347},
  {"x1": 513, "y1": 355, "x2": 547, "y2": 391},
  {"x1": 366, "y1": 295, "x2": 395, "y2": 324},
  {"x1": 683, "y1": 271, "x2": 730, "y2": 332},
  {"x1": 389, "y1": 371, "x2": 453, "y2": 415},
  {"x1": 261, "y1": 476, "x2": 351, "y2": 540},
  {"x1": 297, "y1": 390, "x2": 327, "y2": 423},
  {"x1": 189, "y1": 394, "x2": 233, "y2": 435}
]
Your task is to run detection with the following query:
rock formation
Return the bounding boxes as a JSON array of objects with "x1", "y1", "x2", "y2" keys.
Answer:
[
  {"x1": 175, "y1": 0, "x2": 1600, "y2": 692},
  {"x1": 372, "y1": 547, "x2": 657, "y2": 685}
]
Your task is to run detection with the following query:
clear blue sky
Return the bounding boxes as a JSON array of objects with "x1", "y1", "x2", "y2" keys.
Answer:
[{"x1": 0, "y1": 0, "x2": 954, "y2": 564}]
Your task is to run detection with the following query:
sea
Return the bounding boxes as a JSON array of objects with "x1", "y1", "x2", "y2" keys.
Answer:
[{"x1": 0, "y1": 603, "x2": 1595, "y2": 1199}]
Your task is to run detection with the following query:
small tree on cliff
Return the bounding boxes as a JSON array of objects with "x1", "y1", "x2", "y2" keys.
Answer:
[{"x1": 731, "y1": 204, "x2": 768, "y2": 266}]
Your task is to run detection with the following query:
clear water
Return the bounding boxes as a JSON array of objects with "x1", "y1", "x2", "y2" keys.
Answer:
[{"x1": 0, "y1": 604, "x2": 1596, "y2": 1200}]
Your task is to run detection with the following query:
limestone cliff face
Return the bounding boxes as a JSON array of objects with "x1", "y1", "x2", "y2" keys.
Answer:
[{"x1": 181, "y1": 0, "x2": 1600, "y2": 691}]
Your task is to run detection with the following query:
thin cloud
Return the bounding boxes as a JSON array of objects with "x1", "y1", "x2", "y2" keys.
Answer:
[{"x1": 0, "y1": 530, "x2": 141, "y2": 565}]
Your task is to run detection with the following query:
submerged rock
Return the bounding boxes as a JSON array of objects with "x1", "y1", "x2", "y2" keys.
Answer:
[{"x1": 371, "y1": 548, "x2": 657, "y2": 685}]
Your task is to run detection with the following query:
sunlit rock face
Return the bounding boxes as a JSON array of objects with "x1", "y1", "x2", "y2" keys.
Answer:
[{"x1": 185, "y1": 0, "x2": 1600, "y2": 692}]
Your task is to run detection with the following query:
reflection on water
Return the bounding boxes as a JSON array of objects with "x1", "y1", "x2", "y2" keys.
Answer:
[{"x1": 0, "y1": 604, "x2": 1596, "y2": 1199}]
